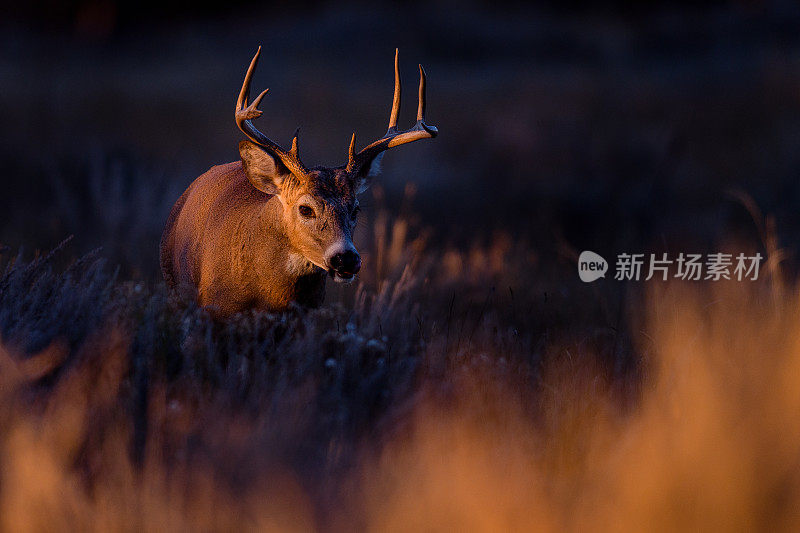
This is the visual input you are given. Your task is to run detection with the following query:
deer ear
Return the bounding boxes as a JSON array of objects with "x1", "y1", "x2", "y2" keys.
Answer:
[
  {"x1": 239, "y1": 140, "x2": 290, "y2": 195},
  {"x1": 353, "y1": 153, "x2": 383, "y2": 195}
]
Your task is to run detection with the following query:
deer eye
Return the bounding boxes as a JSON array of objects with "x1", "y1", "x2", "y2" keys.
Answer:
[
  {"x1": 351, "y1": 205, "x2": 360, "y2": 218},
  {"x1": 298, "y1": 205, "x2": 316, "y2": 219}
]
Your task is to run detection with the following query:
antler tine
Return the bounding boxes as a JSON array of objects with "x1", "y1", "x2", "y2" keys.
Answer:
[
  {"x1": 346, "y1": 133, "x2": 357, "y2": 172},
  {"x1": 388, "y1": 48, "x2": 401, "y2": 131},
  {"x1": 235, "y1": 46, "x2": 307, "y2": 176},
  {"x1": 417, "y1": 64, "x2": 426, "y2": 121},
  {"x1": 236, "y1": 46, "x2": 267, "y2": 120},
  {"x1": 346, "y1": 49, "x2": 438, "y2": 174},
  {"x1": 290, "y1": 127, "x2": 300, "y2": 158}
]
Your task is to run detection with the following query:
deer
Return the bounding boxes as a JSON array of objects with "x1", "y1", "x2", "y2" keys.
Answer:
[{"x1": 159, "y1": 47, "x2": 437, "y2": 317}]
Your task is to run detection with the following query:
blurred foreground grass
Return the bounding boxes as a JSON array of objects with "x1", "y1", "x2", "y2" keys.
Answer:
[{"x1": 0, "y1": 202, "x2": 797, "y2": 531}]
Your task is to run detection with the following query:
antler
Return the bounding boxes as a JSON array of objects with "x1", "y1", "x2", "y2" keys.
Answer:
[
  {"x1": 346, "y1": 49, "x2": 438, "y2": 174},
  {"x1": 236, "y1": 46, "x2": 307, "y2": 176}
]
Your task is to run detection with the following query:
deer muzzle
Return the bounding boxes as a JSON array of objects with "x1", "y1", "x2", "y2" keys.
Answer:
[{"x1": 327, "y1": 249, "x2": 361, "y2": 283}]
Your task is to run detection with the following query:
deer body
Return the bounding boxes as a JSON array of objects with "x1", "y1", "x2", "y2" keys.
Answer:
[
  {"x1": 160, "y1": 161, "x2": 327, "y2": 315},
  {"x1": 160, "y1": 47, "x2": 436, "y2": 316}
]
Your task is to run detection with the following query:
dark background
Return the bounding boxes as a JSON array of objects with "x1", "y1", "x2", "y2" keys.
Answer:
[{"x1": 2, "y1": 0, "x2": 800, "y2": 279}]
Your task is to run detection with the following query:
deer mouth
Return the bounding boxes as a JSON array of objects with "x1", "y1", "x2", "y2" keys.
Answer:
[{"x1": 330, "y1": 270, "x2": 357, "y2": 283}]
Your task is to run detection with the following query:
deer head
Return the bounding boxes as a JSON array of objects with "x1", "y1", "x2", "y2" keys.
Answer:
[{"x1": 235, "y1": 46, "x2": 437, "y2": 283}]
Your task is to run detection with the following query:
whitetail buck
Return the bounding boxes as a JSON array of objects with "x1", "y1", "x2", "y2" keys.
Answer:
[{"x1": 160, "y1": 47, "x2": 437, "y2": 316}]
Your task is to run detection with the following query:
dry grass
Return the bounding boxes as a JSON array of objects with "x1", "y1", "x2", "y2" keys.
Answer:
[{"x1": 0, "y1": 205, "x2": 798, "y2": 531}]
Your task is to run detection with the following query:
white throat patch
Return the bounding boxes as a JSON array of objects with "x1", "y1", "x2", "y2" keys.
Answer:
[{"x1": 286, "y1": 252, "x2": 318, "y2": 276}]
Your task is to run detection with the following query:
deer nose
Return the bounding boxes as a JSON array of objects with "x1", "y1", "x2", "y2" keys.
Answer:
[{"x1": 330, "y1": 250, "x2": 361, "y2": 275}]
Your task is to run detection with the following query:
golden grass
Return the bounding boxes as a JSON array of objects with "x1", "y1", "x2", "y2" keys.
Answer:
[{"x1": 1, "y1": 278, "x2": 798, "y2": 531}]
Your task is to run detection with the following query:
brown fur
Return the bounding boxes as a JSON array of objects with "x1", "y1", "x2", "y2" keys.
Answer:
[{"x1": 160, "y1": 161, "x2": 331, "y2": 316}]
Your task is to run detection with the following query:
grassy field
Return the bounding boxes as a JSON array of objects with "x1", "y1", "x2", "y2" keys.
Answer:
[
  {"x1": 3, "y1": 1, "x2": 800, "y2": 530},
  {"x1": 1, "y1": 218, "x2": 799, "y2": 530}
]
